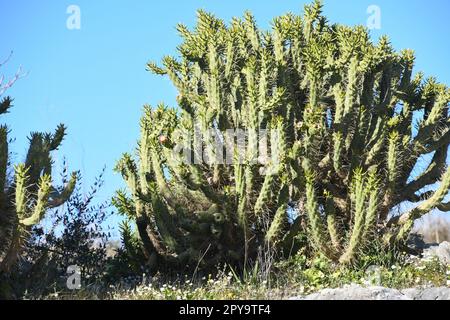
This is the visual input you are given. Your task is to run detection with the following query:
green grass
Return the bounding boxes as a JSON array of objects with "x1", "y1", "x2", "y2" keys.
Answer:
[{"x1": 40, "y1": 253, "x2": 450, "y2": 300}]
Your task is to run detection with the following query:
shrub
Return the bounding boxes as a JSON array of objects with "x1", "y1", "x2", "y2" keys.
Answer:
[{"x1": 16, "y1": 169, "x2": 112, "y2": 297}]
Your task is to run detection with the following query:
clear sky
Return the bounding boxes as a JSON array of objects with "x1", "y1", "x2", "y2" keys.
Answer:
[{"x1": 1, "y1": 0, "x2": 450, "y2": 207}]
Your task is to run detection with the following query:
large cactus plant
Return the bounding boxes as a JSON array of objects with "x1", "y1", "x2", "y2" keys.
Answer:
[
  {"x1": 115, "y1": 0, "x2": 450, "y2": 270},
  {"x1": 0, "y1": 91, "x2": 77, "y2": 273}
]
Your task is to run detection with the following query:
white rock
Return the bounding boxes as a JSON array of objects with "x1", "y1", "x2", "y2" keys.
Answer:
[
  {"x1": 422, "y1": 241, "x2": 450, "y2": 265},
  {"x1": 290, "y1": 285, "x2": 450, "y2": 300}
]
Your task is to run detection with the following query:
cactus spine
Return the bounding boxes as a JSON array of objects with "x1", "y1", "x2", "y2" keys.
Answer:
[
  {"x1": 116, "y1": 0, "x2": 450, "y2": 269},
  {"x1": 0, "y1": 96, "x2": 77, "y2": 272}
]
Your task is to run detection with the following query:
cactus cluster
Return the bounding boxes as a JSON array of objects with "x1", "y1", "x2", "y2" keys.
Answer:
[
  {"x1": 0, "y1": 96, "x2": 77, "y2": 273},
  {"x1": 115, "y1": 0, "x2": 450, "y2": 270}
]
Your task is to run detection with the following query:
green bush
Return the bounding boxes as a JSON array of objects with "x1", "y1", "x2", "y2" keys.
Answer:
[{"x1": 17, "y1": 170, "x2": 112, "y2": 297}]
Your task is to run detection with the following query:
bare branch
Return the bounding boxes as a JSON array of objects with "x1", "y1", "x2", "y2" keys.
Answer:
[
  {"x1": 0, "y1": 51, "x2": 13, "y2": 69},
  {"x1": 0, "y1": 51, "x2": 28, "y2": 96}
]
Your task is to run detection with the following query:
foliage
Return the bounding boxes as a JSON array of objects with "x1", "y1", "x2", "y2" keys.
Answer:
[
  {"x1": 104, "y1": 220, "x2": 148, "y2": 282},
  {"x1": 273, "y1": 251, "x2": 449, "y2": 294},
  {"x1": 15, "y1": 169, "x2": 112, "y2": 297},
  {"x1": 42, "y1": 254, "x2": 449, "y2": 300}
]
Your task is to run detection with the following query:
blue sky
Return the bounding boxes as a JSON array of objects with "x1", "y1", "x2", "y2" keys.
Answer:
[{"x1": 1, "y1": 0, "x2": 450, "y2": 209}]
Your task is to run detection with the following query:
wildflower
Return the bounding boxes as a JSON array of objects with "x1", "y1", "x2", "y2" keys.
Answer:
[{"x1": 417, "y1": 265, "x2": 426, "y2": 271}]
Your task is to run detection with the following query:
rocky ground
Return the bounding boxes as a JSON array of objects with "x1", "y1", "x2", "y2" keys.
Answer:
[
  {"x1": 291, "y1": 284, "x2": 450, "y2": 300},
  {"x1": 292, "y1": 241, "x2": 450, "y2": 300},
  {"x1": 421, "y1": 241, "x2": 450, "y2": 265}
]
